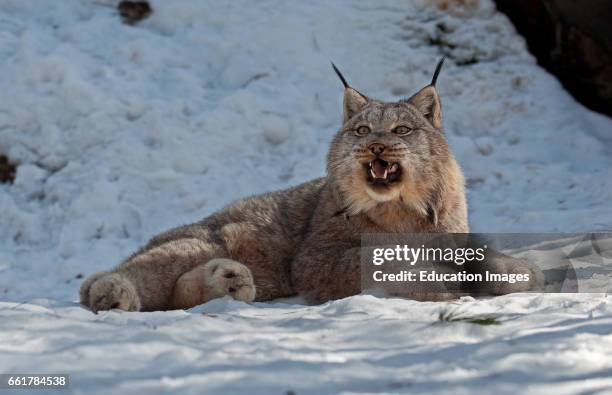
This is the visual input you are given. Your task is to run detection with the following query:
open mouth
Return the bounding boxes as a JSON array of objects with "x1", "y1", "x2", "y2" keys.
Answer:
[{"x1": 365, "y1": 158, "x2": 402, "y2": 186}]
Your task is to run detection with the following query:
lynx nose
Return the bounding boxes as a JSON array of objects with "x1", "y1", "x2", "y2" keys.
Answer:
[{"x1": 368, "y1": 143, "x2": 386, "y2": 155}]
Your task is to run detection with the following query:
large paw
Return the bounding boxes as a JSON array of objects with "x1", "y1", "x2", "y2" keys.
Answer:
[
  {"x1": 81, "y1": 273, "x2": 141, "y2": 313},
  {"x1": 204, "y1": 258, "x2": 256, "y2": 302},
  {"x1": 508, "y1": 260, "x2": 546, "y2": 292},
  {"x1": 79, "y1": 271, "x2": 109, "y2": 306},
  {"x1": 488, "y1": 255, "x2": 546, "y2": 294}
]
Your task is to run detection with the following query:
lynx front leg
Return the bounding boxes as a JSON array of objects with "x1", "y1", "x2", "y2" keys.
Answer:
[
  {"x1": 292, "y1": 242, "x2": 461, "y2": 304},
  {"x1": 80, "y1": 238, "x2": 225, "y2": 312},
  {"x1": 465, "y1": 250, "x2": 546, "y2": 295},
  {"x1": 292, "y1": 244, "x2": 362, "y2": 305},
  {"x1": 170, "y1": 259, "x2": 256, "y2": 309}
]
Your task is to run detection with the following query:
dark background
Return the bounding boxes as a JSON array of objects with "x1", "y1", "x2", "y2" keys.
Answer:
[{"x1": 494, "y1": 0, "x2": 612, "y2": 117}]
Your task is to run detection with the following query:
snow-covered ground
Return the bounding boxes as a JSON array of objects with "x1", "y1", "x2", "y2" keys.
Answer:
[
  {"x1": 2, "y1": 294, "x2": 612, "y2": 395},
  {"x1": 0, "y1": 0, "x2": 611, "y2": 393}
]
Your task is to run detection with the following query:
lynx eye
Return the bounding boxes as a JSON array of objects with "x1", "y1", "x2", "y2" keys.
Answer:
[
  {"x1": 393, "y1": 125, "x2": 412, "y2": 136},
  {"x1": 355, "y1": 125, "x2": 371, "y2": 136}
]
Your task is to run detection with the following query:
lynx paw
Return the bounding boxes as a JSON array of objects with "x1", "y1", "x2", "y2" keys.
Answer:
[
  {"x1": 204, "y1": 258, "x2": 256, "y2": 302},
  {"x1": 508, "y1": 261, "x2": 546, "y2": 292},
  {"x1": 80, "y1": 272, "x2": 141, "y2": 313},
  {"x1": 490, "y1": 257, "x2": 546, "y2": 294}
]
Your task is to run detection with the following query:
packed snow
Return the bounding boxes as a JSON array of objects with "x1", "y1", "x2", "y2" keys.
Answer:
[{"x1": 0, "y1": 0, "x2": 611, "y2": 394}]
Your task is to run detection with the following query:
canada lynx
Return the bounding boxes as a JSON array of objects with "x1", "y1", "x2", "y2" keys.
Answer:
[{"x1": 80, "y1": 59, "x2": 538, "y2": 312}]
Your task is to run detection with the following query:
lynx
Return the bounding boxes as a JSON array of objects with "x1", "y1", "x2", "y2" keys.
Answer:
[{"x1": 80, "y1": 59, "x2": 539, "y2": 312}]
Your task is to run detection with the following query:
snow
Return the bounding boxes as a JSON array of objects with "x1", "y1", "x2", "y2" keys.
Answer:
[
  {"x1": 2, "y1": 295, "x2": 612, "y2": 394},
  {"x1": 0, "y1": 0, "x2": 611, "y2": 393}
]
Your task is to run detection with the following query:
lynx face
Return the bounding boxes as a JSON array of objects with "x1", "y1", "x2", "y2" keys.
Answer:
[{"x1": 327, "y1": 61, "x2": 451, "y2": 215}]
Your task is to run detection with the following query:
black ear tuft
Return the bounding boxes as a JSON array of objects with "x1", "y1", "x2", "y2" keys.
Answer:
[
  {"x1": 331, "y1": 62, "x2": 349, "y2": 89},
  {"x1": 431, "y1": 57, "x2": 445, "y2": 86},
  {"x1": 331, "y1": 62, "x2": 369, "y2": 122}
]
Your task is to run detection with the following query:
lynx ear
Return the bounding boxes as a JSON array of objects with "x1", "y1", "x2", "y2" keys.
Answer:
[
  {"x1": 405, "y1": 57, "x2": 445, "y2": 129},
  {"x1": 331, "y1": 62, "x2": 369, "y2": 122},
  {"x1": 343, "y1": 87, "x2": 369, "y2": 123},
  {"x1": 406, "y1": 85, "x2": 442, "y2": 129}
]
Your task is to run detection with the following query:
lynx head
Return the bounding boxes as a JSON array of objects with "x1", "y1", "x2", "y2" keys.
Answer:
[{"x1": 328, "y1": 59, "x2": 457, "y2": 219}]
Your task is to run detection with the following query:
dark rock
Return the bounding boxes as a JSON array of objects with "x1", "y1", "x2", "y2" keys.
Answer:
[
  {"x1": 0, "y1": 154, "x2": 16, "y2": 184},
  {"x1": 118, "y1": 0, "x2": 152, "y2": 26},
  {"x1": 494, "y1": 0, "x2": 612, "y2": 116}
]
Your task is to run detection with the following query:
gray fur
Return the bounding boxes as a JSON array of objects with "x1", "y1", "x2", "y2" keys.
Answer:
[{"x1": 81, "y1": 60, "x2": 538, "y2": 311}]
